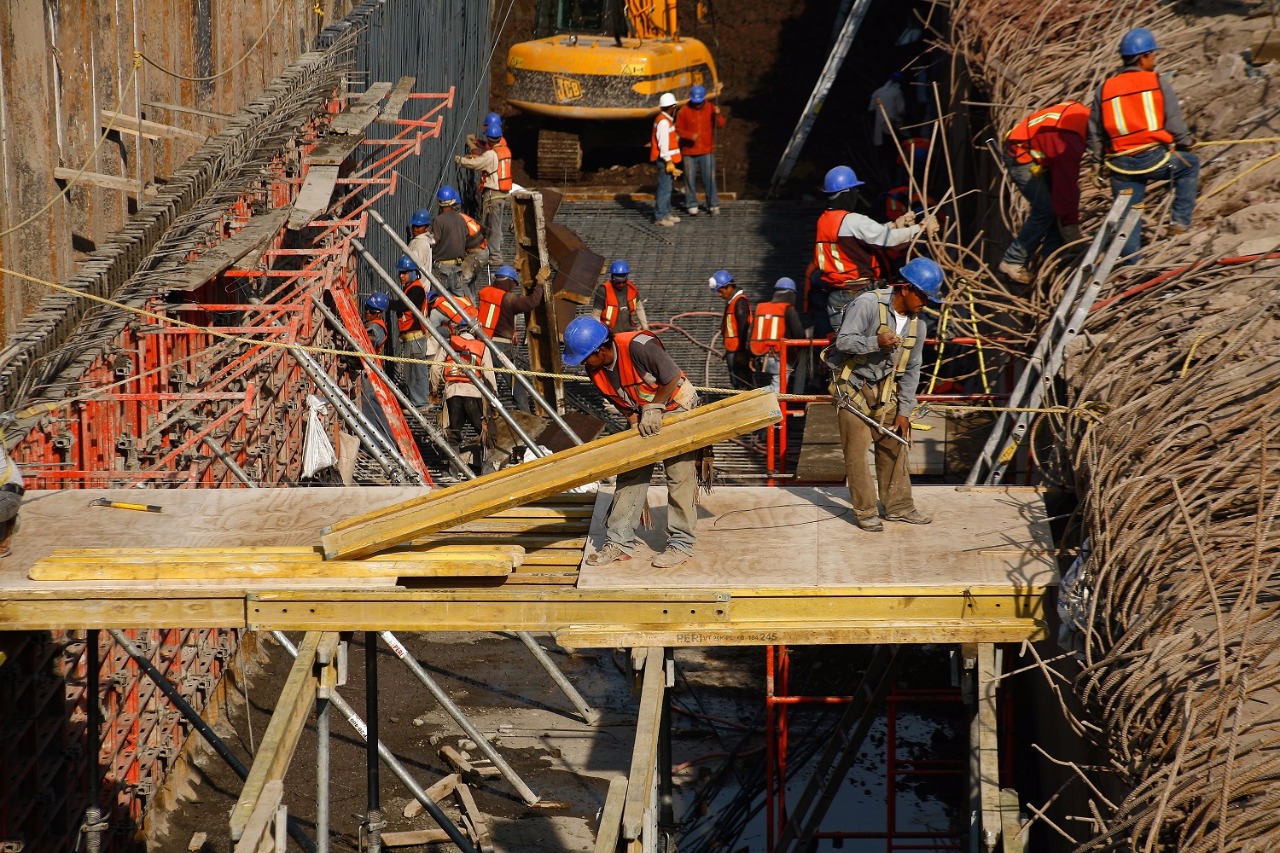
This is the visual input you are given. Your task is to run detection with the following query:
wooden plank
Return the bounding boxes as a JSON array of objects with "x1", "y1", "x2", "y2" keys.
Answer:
[
  {"x1": 621, "y1": 648, "x2": 665, "y2": 840},
  {"x1": 977, "y1": 643, "x2": 1003, "y2": 851},
  {"x1": 232, "y1": 779, "x2": 284, "y2": 853},
  {"x1": 403, "y1": 772, "x2": 460, "y2": 818},
  {"x1": 321, "y1": 391, "x2": 783, "y2": 559},
  {"x1": 454, "y1": 783, "x2": 494, "y2": 853},
  {"x1": 53, "y1": 167, "x2": 143, "y2": 196},
  {"x1": 1000, "y1": 787, "x2": 1027, "y2": 852},
  {"x1": 383, "y1": 829, "x2": 451, "y2": 847},
  {"x1": 330, "y1": 81, "x2": 395, "y2": 135},
  {"x1": 230, "y1": 633, "x2": 327, "y2": 841},
  {"x1": 595, "y1": 776, "x2": 628, "y2": 853},
  {"x1": 377, "y1": 77, "x2": 417, "y2": 123},
  {"x1": 162, "y1": 208, "x2": 290, "y2": 292},
  {"x1": 101, "y1": 109, "x2": 208, "y2": 141},
  {"x1": 288, "y1": 164, "x2": 341, "y2": 229}
]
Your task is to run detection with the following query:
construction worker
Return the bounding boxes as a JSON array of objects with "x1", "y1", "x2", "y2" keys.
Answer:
[
  {"x1": 651, "y1": 92, "x2": 682, "y2": 226},
  {"x1": 710, "y1": 269, "x2": 753, "y2": 390},
  {"x1": 825, "y1": 257, "x2": 943, "y2": 532},
  {"x1": 561, "y1": 316, "x2": 700, "y2": 569},
  {"x1": 406, "y1": 208, "x2": 433, "y2": 273},
  {"x1": 477, "y1": 264, "x2": 546, "y2": 412},
  {"x1": 430, "y1": 318, "x2": 498, "y2": 475},
  {"x1": 749, "y1": 277, "x2": 807, "y2": 393},
  {"x1": 455, "y1": 115, "x2": 512, "y2": 265},
  {"x1": 594, "y1": 260, "x2": 644, "y2": 332},
  {"x1": 0, "y1": 437, "x2": 23, "y2": 558},
  {"x1": 868, "y1": 72, "x2": 907, "y2": 170},
  {"x1": 676, "y1": 85, "x2": 725, "y2": 216},
  {"x1": 997, "y1": 100, "x2": 1091, "y2": 284},
  {"x1": 392, "y1": 255, "x2": 434, "y2": 407},
  {"x1": 1088, "y1": 27, "x2": 1201, "y2": 259},
  {"x1": 359, "y1": 292, "x2": 394, "y2": 443},
  {"x1": 431, "y1": 185, "x2": 477, "y2": 299},
  {"x1": 815, "y1": 165, "x2": 938, "y2": 331}
]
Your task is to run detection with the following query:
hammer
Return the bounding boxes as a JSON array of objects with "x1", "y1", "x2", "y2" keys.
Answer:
[{"x1": 88, "y1": 497, "x2": 162, "y2": 513}]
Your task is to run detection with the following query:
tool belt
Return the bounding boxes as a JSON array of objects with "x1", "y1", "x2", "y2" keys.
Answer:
[
  {"x1": 1105, "y1": 143, "x2": 1172, "y2": 175},
  {"x1": 400, "y1": 330, "x2": 426, "y2": 342},
  {"x1": 830, "y1": 374, "x2": 896, "y2": 419},
  {"x1": 1, "y1": 483, "x2": 24, "y2": 497},
  {"x1": 829, "y1": 278, "x2": 876, "y2": 292},
  {"x1": 436, "y1": 258, "x2": 463, "y2": 266}
]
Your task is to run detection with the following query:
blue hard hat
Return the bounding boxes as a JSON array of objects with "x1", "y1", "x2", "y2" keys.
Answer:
[
  {"x1": 610, "y1": 260, "x2": 630, "y2": 277},
  {"x1": 485, "y1": 111, "x2": 502, "y2": 127},
  {"x1": 437, "y1": 185, "x2": 459, "y2": 205},
  {"x1": 890, "y1": 71, "x2": 907, "y2": 84},
  {"x1": 365, "y1": 292, "x2": 390, "y2": 312},
  {"x1": 561, "y1": 316, "x2": 610, "y2": 366},
  {"x1": 823, "y1": 165, "x2": 864, "y2": 195},
  {"x1": 485, "y1": 119, "x2": 503, "y2": 140},
  {"x1": 900, "y1": 258, "x2": 944, "y2": 303},
  {"x1": 1119, "y1": 27, "x2": 1160, "y2": 58},
  {"x1": 690, "y1": 85, "x2": 707, "y2": 105},
  {"x1": 709, "y1": 269, "x2": 734, "y2": 290},
  {"x1": 774, "y1": 277, "x2": 797, "y2": 292},
  {"x1": 395, "y1": 255, "x2": 419, "y2": 276},
  {"x1": 495, "y1": 265, "x2": 518, "y2": 281},
  {"x1": 410, "y1": 208, "x2": 432, "y2": 227}
]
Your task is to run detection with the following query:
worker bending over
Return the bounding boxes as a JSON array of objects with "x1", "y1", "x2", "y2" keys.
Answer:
[
  {"x1": 1088, "y1": 27, "x2": 1200, "y2": 260},
  {"x1": 825, "y1": 258, "x2": 943, "y2": 532},
  {"x1": 815, "y1": 165, "x2": 938, "y2": 332},
  {"x1": 477, "y1": 264, "x2": 546, "y2": 412},
  {"x1": 998, "y1": 101, "x2": 1090, "y2": 284},
  {"x1": 562, "y1": 317, "x2": 700, "y2": 569},
  {"x1": 710, "y1": 270, "x2": 753, "y2": 390}
]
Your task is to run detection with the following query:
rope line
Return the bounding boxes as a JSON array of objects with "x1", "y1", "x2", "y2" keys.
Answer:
[{"x1": 134, "y1": 0, "x2": 289, "y2": 83}]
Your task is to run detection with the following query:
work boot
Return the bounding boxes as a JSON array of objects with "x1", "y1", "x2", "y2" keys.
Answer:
[
  {"x1": 687, "y1": 206, "x2": 700, "y2": 216},
  {"x1": 884, "y1": 509, "x2": 932, "y2": 525},
  {"x1": 586, "y1": 542, "x2": 631, "y2": 566},
  {"x1": 709, "y1": 206, "x2": 721, "y2": 216},
  {"x1": 853, "y1": 515, "x2": 884, "y2": 533},
  {"x1": 998, "y1": 260, "x2": 1033, "y2": 285},
  {"x1": 1168, "y1": 223, "x2": 1190, "y2": 235},
  {"x1": 655, "y1": 215, "x2": 681, "y2": 227},
  {"x1": 651, "y1": 547, "x2": 691, "y2": 568}
]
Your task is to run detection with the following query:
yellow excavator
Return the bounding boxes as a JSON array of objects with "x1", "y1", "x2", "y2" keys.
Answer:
[{"x1": 505, "y1": 0, "x2": 720, "y2": 178}]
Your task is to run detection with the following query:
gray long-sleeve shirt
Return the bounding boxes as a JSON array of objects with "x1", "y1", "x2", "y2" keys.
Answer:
[
  {"x1": 833, "y1": 288, "x2": 925, "y2": 416},
  {"x1": 1088, "y1": 65, "x2": 1192, "y2": 160}
]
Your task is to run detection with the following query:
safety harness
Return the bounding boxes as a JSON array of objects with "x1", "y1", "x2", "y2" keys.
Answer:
[{"x1": 825, "y1": 292, "x2": 918, "y2": 418}]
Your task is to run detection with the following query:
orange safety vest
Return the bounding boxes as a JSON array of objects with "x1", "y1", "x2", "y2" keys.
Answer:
[
  {"x1": 397, "y1": 279, "x2": 428, "y2": 333},
  {"x1": 1100, "y1": 71, "x2": 1173, "y2": 154},
  {"x1": 749, "y1": 302, "x2": 791, "y2": 356},
  {"x1": 365, "y1": 316, "x2": 387, "y2": 365},
  {"x1": 490, "y1": 139, "x2": 513, "y2": 192},
  {"x1": 477, "y1": 285, "x2": 506, "y2": 338},
  {"x1": 589, "y1": 331, "x2": 685, "y2": 413},
  {"x1": 649, "y1": 112, "x2": 682, "y2": 164},
  {"x1": 813, "y1": 209, "x2": 882, "y2": 288},
  {"x1": 600, "y1": 280, "x2": 639, "y2": 331},
  {"x1": 1006, "y1": 101, "x2": 1090, "y2": 164},
  {"x1": 722, "y1": 291, "x2": 751, "y2": 353},
  {"x1": 443, "y1": 334, "x2": 487, "y2": 384},
  {"x1": 461, "y1": 213, "x2": 487, "y2": 251},
  {"x1": 431, "y1": 294, "x2": 478, "y2": 325}
]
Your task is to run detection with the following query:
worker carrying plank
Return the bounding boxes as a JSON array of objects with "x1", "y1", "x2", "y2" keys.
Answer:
[
  {"x1": 562, "y1": 316, "x2": 699, "y2": 569},
  {"x1": 823, "y1": 258, "x2": 943, "y2": 533},
  {"x1": 0, "y1": 433, "x2": 22, "y2": 557}
]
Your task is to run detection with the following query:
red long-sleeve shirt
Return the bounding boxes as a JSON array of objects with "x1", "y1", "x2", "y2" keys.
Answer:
[
  {"x1": 1033, "y1": 127, "x2": 1086, "y2": 226},
  {"x1": 675, "y1": 103, "x2": 726, "y2": 157}
]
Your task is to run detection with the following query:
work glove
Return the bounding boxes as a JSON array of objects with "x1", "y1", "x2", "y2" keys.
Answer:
[
  {"x1": 1059, "y1": 223, "x2": 1084, "y2": 244},
  {"x1": 892, "y1": 210, "x2": 916, "y2": 228},
  {"x1": 453, "y1": 155, "x2": 463, "y2": 165},
  {"x1": 919, "y1": 213, "x2": 940, "y2": 237},
  {"x1": 665, "y1": 160, "x2": 683, "y2": 179},
  {"x1": 638, "y1": 404, "x2": 665, "y2": 437}
]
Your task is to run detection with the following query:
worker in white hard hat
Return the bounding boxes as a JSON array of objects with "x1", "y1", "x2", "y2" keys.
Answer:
[{"x1": 650, "y1": 92, "x2": 683, "y2": 227}]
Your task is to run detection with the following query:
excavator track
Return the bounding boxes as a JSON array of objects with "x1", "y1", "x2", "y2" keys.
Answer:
[{"x1": 537, "y1": 128, "x2": 583, "y2": 181}]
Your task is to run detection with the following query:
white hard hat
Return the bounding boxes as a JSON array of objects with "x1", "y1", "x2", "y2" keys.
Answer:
[{"x1": 658, "y1": 92, "x2": 677, "y2": 109}]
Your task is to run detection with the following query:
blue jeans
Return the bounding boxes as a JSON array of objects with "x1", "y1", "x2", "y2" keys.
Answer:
[
  {"x1": 1002, "y1": 159, "x2": 1063, "y2": 267},
  {"x1": 1108, "y1": 147, "x2": 1201, "y2": 259},
  {"x1": 682, "y1": 153, "x2": 719, "y2": 211},
  {"x1": 655, "y1": 161, "x2": 673, "y2": 221}
]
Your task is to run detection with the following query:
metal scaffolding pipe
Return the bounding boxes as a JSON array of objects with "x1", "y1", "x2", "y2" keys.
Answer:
[
  {"x1": 201, "y1": 435, "x2": 260, "y2": 488},
  {"x1": 364, "y1": 631, "x2": 385, "y2": 853},
  {"x1": 516, "y1": 631, "x2": 601, "y2": 726}
]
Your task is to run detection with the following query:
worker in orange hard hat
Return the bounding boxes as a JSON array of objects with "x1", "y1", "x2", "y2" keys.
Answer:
[{"x1": 997, "y1": 100, "x2": 1091, "y2": 285}]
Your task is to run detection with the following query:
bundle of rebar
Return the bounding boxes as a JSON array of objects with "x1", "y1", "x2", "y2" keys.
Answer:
[{"x1": 946, "y1": 0, "x2": 1280, "y2": 849}]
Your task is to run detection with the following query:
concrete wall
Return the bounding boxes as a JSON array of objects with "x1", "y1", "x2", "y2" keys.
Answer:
[{"x1": 0, "y1": 0, "x2": 356, "y2": 340}]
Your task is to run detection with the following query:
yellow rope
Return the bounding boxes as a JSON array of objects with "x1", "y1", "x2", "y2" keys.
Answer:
[
  {"x1": 1195, "y1": 137, "x2": 1280, "y2": 147},
  {"x1": 135, "y1": 0, "x2": 289, "y2": 83},
  {"x1": 1202, "y1": 151, "x2": 1280, "y2": 201}
]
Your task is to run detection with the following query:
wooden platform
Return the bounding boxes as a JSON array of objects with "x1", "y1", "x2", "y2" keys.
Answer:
[{"x1": 0, "y1": 484, "x2": 1054, "y2": 646}]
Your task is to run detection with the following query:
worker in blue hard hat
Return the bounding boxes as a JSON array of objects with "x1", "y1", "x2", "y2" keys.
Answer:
[
  {"x1": 1088, "y1": 27, "x2": 1200, "y2": 261},
  {"x1": 357, "y1": 292, "x2": 395, "y2": 442},
  {"x1": 676, "y1": 84, "x2": 725, "y2": 217},
  {"x1": 406, "y1": 208, "x2": 434, "y2": 274},
  {"x1": 432, "y1": 185, "x2": 483, "y2": 299},
  {"x1": 710, "y1": 269, "x2": 754, "y2": 390},
  {"x1": 594, "y1": 260, "x2": 647, "y2": 332},
  {"x1": 457, "y1": 114, "x2": 513, "y2": 266},
  {"x1": 814, "y1": 165, "x2": 939, "y2": 332},
  {"x1": 392, "y1": 255, "x2": 435, "y2": 407},
  {"x1": 477, "y1": 263, "x2": 548, "y2": 413},
  {"x1": 561, "y1": 315, "x2": 700, "y2": 569},
  {"x1": 824, "y1": 257, "x2": 943, "y2": 532},
  {"x1": 748, "y1": 277, "x2": 808, "y2": 393}
]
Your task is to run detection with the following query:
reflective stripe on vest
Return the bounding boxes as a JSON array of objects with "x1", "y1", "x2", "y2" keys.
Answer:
[
  {"x1": 1005, "y1": 101, "x2": 1090, "y2": 164},
  {"x1": 491, "y1": 140, "x2": 513, "y2": 191},
  {"x1": 397, "y1": 280, "x2": 427, "y2": 333},
  {"x1": 589, "y1": 331, "x2": 684, "y2": 413},
  {"x1": 461, "y1": 213, "x2": 487, "y2": 251},
  {"x1": 1100, "y1": 71, "x2": 1173, "y2": 153},
  {"x1": 477, "y1": 286, "x2": 505, "y2": 338},
  {"x1": 827, "y1": 292, "x2": 919, "y2": 415},
  {"x1": 432, "y1": 294, "x2": 478, "y2": 325},
  {"x1": 601, "y1": 280, "x2": 638, "y2": 330},
  {"x1": 749, "y1": 302, "x2": 789, "y2": 356},
  {"x1": 722, "y1": 291, "x2": 751, "y2": 353},
  {"x1": 444, "y1": 334, "x2": 487, "y2": 384},
  {"x1": 649, "y1": 112, "x2": 682, "y2": 163},
  {"x1": 813, "y1": 209, "x2": 880, "y2": 286}
]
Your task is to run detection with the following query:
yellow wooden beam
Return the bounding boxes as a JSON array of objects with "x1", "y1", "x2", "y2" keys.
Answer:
[
  {"x1": 232, "y1": 779, "x2": 283, "y2": 853},
  {"x1": 595, "y1": 776, "x2": 629, "y2": 853},
  {"x1": 321, "y1": 391, "x2": 782, "y2": 559},
  {"x1": 622, "y1": 649, "x2": 665, "y2": 840}
]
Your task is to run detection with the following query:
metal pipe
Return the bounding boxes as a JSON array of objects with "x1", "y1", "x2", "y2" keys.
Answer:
[
  {"x1": 367, "y1": 209, "x2": 584, "y2": 447},
  {"x1": 378, "y1": 630, "x2": 541, "y2": 805},
  {"x1": 316, "y1": 694, "x2": 330, "y2": 853},
  {"x1": 82, "y1": 629, "x2": 106, "y2": 852},
  {"x1": 310, "y1": 294, "x2": 476, "y2": 480},
  {"x1": 271, "y1": 632, "x2": 478, "y2": 853},
  {"x1": 364, "y1": 631, "x2": 385, "y2": 853},
  {"x1": 349, "y1": 236, "x2": 545, "y2": 453},
  {"x1": 106, "y1": 629, "x2": 317, "y2": 853},
  {"x1": 201, "y1": 435, "x2": 260, "y2": 487},
  {"x1": 515, "y1": 631, "x2": 601, "y2": 726}
]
